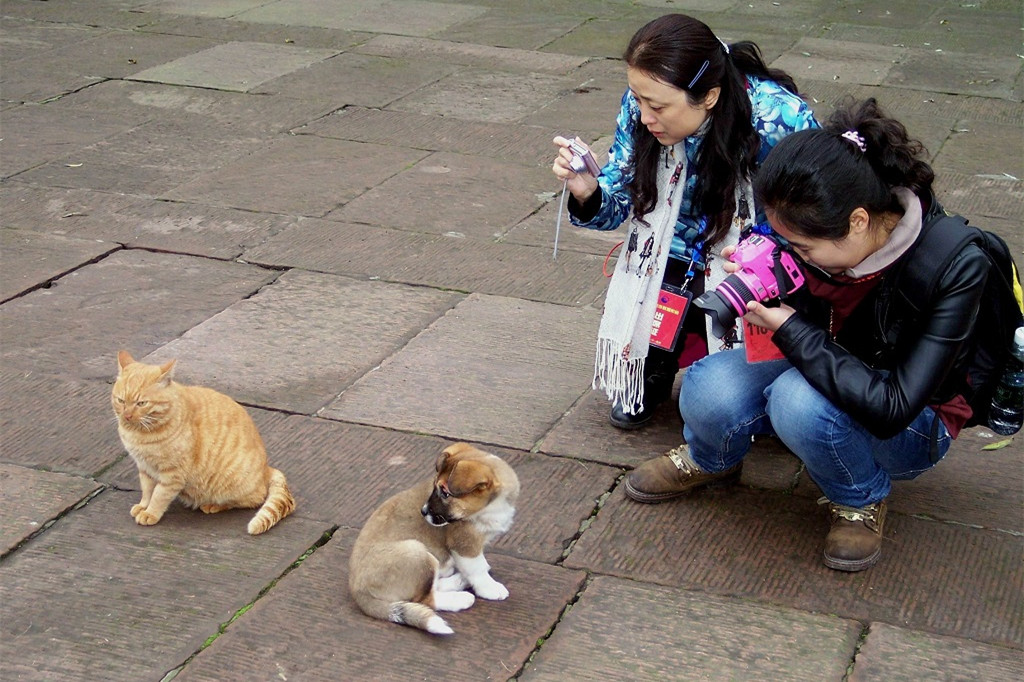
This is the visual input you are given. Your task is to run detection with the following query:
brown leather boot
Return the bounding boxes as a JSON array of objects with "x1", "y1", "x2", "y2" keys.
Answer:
[
  {"x1": 624, "y1": 444, "x2": 742, "y2": 503},
  {"x1": 821, "y1": 498, "x2": 887, "y2": 572}
]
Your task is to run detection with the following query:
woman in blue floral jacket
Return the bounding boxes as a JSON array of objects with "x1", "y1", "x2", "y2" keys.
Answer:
[{"x1": 553, "y1": 14, "x2": 818, "y2": 432}]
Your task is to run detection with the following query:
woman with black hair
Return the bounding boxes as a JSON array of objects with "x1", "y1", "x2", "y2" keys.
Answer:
[
  {"x1": 629, "y1": 98, "x2": 995, "y2": 571},
  {"x1": 552, "y1": 14, "x2": 818, "y2": 430}
]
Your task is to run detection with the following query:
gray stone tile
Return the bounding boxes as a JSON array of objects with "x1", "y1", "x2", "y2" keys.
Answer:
[
  {"x1": 887, "y1": 48, "x2": 1022, "y2": 99},
  {"x1": 136, "y1": 14, "x2": 371, "y2": 51},
  {"x1": 236, "y1": 0, "x2": 486, "y2": 36},
  {"x1": 0, "y1": 371, "x2": 124, "y2": 477},
  {"x1": 0, "y1": 490, "x2": 329, "y2": 681},
  {"x1": 0, "y1": 229, "x2": 117, "y2": 302},
  {"x1": 129, "y1": 41, "x2": 339, "y2": 92},
  {"x1": 851, "y1": 622, "x2": 1024, "y2": 681},
  {"x1": 327, "y1": 151, "x2": 553, "y2": 239},
  {"x1": 504, "y1": 191, "x2": 644, "y2": 258},
  {"x1": 253, "y1": 51, "x2": 461, "y2": 108},
  {"x1": 0, "y1": 464, "x2": 101, "y2": 554},
  {"x1": 934, "y1": 173, "x2": 1024, "y2": 223},
  {"x1": 322, "y1": 293, "x2": 600, "y2": 450},
  {"x1": 140, "y1": 0, "x2": 272, "y2": 18},
  {"x1": 0, "y1": 249, "x2": 278, "y2": 379},
  {"x1": 355, "y1": 34, "x2": 588, "y2": 73},
  {"x1": 772, "y1": 38, "x2": 904, "y2": 86},
  {"x1": 566, "y1": 488, "x2": 1024, "y2": 647},
  {"x1": 521, "y1": 575, "x2": 862, "y2": 681},
  {"x1": 437, "y1": 8, "x2": 585, "y2": 51},
  {"x1": 174, "y1": 530, "x2": 587, "y2": 681},
  {"x1": 241, "y1": 218, "x2": 609, "y2": 306},
  {"x1": 933, "y1": 121, "x2": 1024, "y2": 179},
  {"x1": 144, "y1": 269, "x2": 463, "y2": 414},
  {"x1": 165, "y1": 136, "x2": 430, "y2": 216},
  {"x1": 388, "y1": 68, "x2": 577, "y2": 124}
]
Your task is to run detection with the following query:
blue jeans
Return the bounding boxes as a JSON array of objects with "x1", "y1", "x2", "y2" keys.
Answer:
[{"x1": 677, "y1": 349, "x2": 952, "y2": 507}]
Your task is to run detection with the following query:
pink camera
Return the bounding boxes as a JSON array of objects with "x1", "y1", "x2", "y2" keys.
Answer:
[{"x1": 568, "y1": 139, "x2": 601, "y2": 176}]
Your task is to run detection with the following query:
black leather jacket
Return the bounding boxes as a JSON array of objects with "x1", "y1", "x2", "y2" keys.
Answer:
[{"x1": 772, "y1": 193, "x2": 991, "y2": 440}]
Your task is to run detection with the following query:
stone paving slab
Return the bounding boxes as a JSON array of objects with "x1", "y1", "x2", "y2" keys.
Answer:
[
  {"x1": 0, "y1": 229, "x2": 117, "y2": 302},
  {"x1": 328, "y1": 151, "x2": 553, "y2": 239},
  {"x1": 299, "y1": 105, "x2": 567, "y2": 167},
  {"x1": 136, "y1": 12, "x2": 372, "y2": 51},
  {"x1": 0, "y1": 464, "x2": 101, "y2": 554},
  {"x1": 771, "y1": 38, "x2": 903, "y2": 86},
  {"x1": 0, "y1": 371, "x2": 123, "y2": 477},
  {"x1": 143, "y1": 269, "x2": 462, "y2": 414},
  {"x1": 128, "y1": 41, "x2": 340, "y2": 92},
  {"x1": 174, "y1": 529, "x2": 587, "y2": 681},
  {"x1": 436, "y1": 7, "x2": 586, "y2": 51},
  {"x1": 99, "y1": 409, "x2": 619, "y2": 564},
  {"x1": 165, "y1": 136, "x2": 430, "y2": 217},
  {"x1": 13, "y1": 119, "x2": 271, "y2": 197},
  {"x1": 322, "y1": 293, "x2": 600, "y2": 450},
  {"x1": 503, "y1": 196, "x2": 625, "y2": 260},
  {"x1": 0, "y1": 249, "x2": 278, "y2": 379},
  {"x1": 242, "y1": 217, "x2": 609, "y2": 306},
  {"x1": 521, "y1": 575, "x2": 862, "y2": 681},
  {"x1": 887, "y1": 48, "x2": 1021, "y2": 100},
  {"x1": 354, "y1": 33, "x2": 589, "y2": 74},
  {"x1": 0, "y1": 489, "x2": 329, "y2": 682},
  {"x1": 934, "y1": 120, "x2": 1024, "y2": 179},
  {"x1": 232, "y1": 0, "x2": 486, "y2": 36},
  {"x1": 566, "y1": 487, "x2": 1023, "y2": 647},
  {"x1": 851, "y1": 622, "x2": 1024, "y2": 681}
]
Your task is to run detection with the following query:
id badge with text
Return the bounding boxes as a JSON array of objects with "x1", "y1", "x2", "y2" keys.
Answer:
[{"x1": 650, "y1": 285, "x2": 692, "y2": 352}]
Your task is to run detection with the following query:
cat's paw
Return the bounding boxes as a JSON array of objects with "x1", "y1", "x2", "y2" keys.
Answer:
[
  {"x1": 433, "y1": 590, "x2": 475, "y2": 612},
  {"x1": 200, "y1": 503, "x2": 230, "y2": 514},
  {"x1": 134, "y1": 509, "x2": 162, "y2": 526},
  {"x1": 130, "y1": 504, "x2": 146, "y2": 519},
  {"x1": 471, "y1": 577, "x2": 509, "y2": 601}
]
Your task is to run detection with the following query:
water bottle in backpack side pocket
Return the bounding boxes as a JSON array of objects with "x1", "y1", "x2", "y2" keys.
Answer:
[{"x1": 988, "y1": 326, "x2": 1024, "y2": 435}]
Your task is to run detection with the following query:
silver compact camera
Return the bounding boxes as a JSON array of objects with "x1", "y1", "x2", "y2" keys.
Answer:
[{"x1": 568, "y1": 139, "x2": 600, "y2": 176}]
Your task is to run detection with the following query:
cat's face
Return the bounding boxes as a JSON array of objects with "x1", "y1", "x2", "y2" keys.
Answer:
[{"x1": 113, "y1": 351, "x2": 176, "y2": 432}]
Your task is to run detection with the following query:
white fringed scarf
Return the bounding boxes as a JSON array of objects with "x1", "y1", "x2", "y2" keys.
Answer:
[{"x1": 593, "y1": 143, "x2": 753, "y2": 413}]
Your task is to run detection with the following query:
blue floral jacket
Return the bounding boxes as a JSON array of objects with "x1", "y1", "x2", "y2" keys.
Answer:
[{"x1": 572, "y1": 76, "x2": 819, "y2": 266}]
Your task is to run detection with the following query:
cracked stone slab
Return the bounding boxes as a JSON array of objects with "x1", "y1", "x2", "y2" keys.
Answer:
[
  {"x1": 887, "y1": 48, "x2": 1021, "y2": 99},
  {"x1": 98, "y1": 410, "x2": 618, "y2": 563},
  {"x1": 773, "y1": 38, "x2": 904, "y2": 86},
  {"x1": 0, "y1": 464, "x2": 101, "y2": 554},
  {"x1": 144, "y1": 269, "x2": 463, "y2": 414},
  {"x1": 322, "y1": 293, "x2": 600, "y2": 450},
  {"x1": 0, "y1": 490, "x2": 329, "y2": 682},
  {"x1": 174, "y1": 529, "x2": 587, "y2": 681},
  {"x1": 327, "y1": 151, "x2": 553, "y2": 238},
  {"x1": 0, "y1": 229, "x2": 117, "y2": 302},
  {"x1": 241, "y1": 218, "x2": 609, "y2": 306},
  {"x1": 165, "y1": 136, "x2": 430, "y2": 217},
  {"x1": 851, "y1": 622, "x2": 1024, "y2": 681},
  {"x1": 566, "y1": 487, "x2": 1024, "y2": 647},
  {"x1": 128, "y1": 41, "x2": 340, "y2": 92},
  {"x1": 933, "y1": 120, "x2": 1024, "y2": 179},
  {"x1": 521, "y1": 575, "x2": 862, "y2": 681},
  {"x1": 0, "y1": 371, "x2": 124, "y2": 477},
  {"x1": 0, "y1": 249, "x2": 278, "y2": 379}
]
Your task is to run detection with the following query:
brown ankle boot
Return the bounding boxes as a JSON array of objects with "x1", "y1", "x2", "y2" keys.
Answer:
[
  {"x1": 624, "y1": 444, "x2": 742, "y2": 503},
  {"x1": 821, "y1": 498, "x2": 887, "y2": 572}
]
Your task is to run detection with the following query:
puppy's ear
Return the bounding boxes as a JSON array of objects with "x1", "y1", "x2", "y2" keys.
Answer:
[
  {"x1": 446, "y1": 460, "x2": 493, "y2": 497},
  {"x1": 435, "y1": 450, "x2": 451, "y2": 473}
]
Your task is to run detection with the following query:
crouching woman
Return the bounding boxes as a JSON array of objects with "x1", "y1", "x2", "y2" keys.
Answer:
[{"x1": 626, "y1": 98, "x2": 994, "y2": 571}]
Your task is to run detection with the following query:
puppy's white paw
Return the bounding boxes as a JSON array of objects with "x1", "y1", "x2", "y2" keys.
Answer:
[
  {"x1": 425, "y1": 615, "x2": 454, "y2": 635},
  {"x1": 436, "y1": 573, "x2": 469, "y2": 592},
  {"x1": 434, "y1": 590, "x2": 475, "y2": 612},
  {"x1": 471, "y1": 576, "x2": 509, "y2": 601}
]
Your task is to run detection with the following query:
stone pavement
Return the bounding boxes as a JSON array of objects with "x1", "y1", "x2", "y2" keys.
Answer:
[{"x1": 1, "y1": 0, "x2": 1021, "y2": 679}]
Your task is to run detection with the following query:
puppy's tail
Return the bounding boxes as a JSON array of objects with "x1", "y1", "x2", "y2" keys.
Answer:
[
  {"x1": 390, "y1": 601, "x2": 453, "y2": 636},
  {"x1": 248, "y1": 468, "x2": 296, "y2": 535}
]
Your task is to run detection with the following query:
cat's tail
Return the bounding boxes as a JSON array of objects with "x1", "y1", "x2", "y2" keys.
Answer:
[{"x1": 248, "y1": 468, "x2": 296, "y2": 535}]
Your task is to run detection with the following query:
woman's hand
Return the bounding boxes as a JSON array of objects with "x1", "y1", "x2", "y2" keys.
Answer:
[
  {"x1": 719, "y1": 244, "x2": 740, "y2": 274},
  {"x1": 552, "y1": 136, "x2": 600, "y2": 203},
  {"x1": 743, "y1": 300, "x2": 795, "y2": 332}
]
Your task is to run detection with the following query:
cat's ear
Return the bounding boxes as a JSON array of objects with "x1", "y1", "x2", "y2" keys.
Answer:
[
  {"x1": 157, "y1": 359, "x2": 176, "y2": 386},
  {"x1": 117, "y1": 350, "x2": 134, "y2": 371}
]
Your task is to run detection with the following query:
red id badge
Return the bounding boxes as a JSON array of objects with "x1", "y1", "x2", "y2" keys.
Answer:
[
  {"x1": 650, "y1": 287, "x2": 692, "y2": 352},
  {"x1": 743, "y1": 319, "x2": 785, "y2": 362}
]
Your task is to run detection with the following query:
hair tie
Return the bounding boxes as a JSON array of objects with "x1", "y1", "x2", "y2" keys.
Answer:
[
  {"x1": 841, "y1": 130, "x2": 867, "y2": 153},
  {"x1": 718, "y1": 38, "x2": 730, "y2": 55},
  {"x1": 687, "y1": 59, "x2": 709, "y2": 89}
]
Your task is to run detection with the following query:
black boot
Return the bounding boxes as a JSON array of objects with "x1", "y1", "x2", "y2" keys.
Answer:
[{"x1": 608, "y1": 354, "x2": 678, "y2": 430}]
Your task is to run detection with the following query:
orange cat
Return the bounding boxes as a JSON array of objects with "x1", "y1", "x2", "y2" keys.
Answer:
[{"x1": 112, "y1": 350, "x2": 295, "y2": 535}]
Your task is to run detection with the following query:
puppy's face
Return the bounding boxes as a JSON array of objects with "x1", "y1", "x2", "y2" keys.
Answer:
[{"x1": 421, "y1": 444, "x2": 497, "y2": 527}]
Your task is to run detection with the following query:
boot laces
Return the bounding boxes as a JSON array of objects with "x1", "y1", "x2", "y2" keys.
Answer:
[
  {"x1": 818, "y1": 497, "x2": 882, "y2": 525},
  {"x1": 665, "y1": 444, "x2": 701, "y2": 474}
]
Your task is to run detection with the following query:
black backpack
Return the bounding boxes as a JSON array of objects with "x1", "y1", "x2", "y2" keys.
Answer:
[{"x1": 884, "y1": 204, "x2": 1023, "y2": 430}]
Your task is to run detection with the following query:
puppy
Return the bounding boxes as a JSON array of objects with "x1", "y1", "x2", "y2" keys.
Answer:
[{"x1": 348, "y1": 442, "x2": 519, "y2": 635}]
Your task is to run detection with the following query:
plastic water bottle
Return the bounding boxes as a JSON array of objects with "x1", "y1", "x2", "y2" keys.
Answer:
[{"x1": 988, "y1": 326, "x2": 1024, "y2": 435}]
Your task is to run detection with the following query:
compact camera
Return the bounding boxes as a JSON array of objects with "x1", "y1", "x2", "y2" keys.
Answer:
[
  {"x1": 694, "y1": 234, "x2": 806, "y2": 338},
  {"x1": 568, "y1": 139, "x2": 601, "y2": 176}
]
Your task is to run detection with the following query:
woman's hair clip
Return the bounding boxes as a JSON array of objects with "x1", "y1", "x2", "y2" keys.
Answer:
[
  {"x1": 718, "y1": 38, "x2": 730, "y2": 55},
  {"x1": 687, "y1": 59, "x2": 710, "y2": 89},
  {"x1": 841, "y1": 130, "x2": 867, "y2": 153}
]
